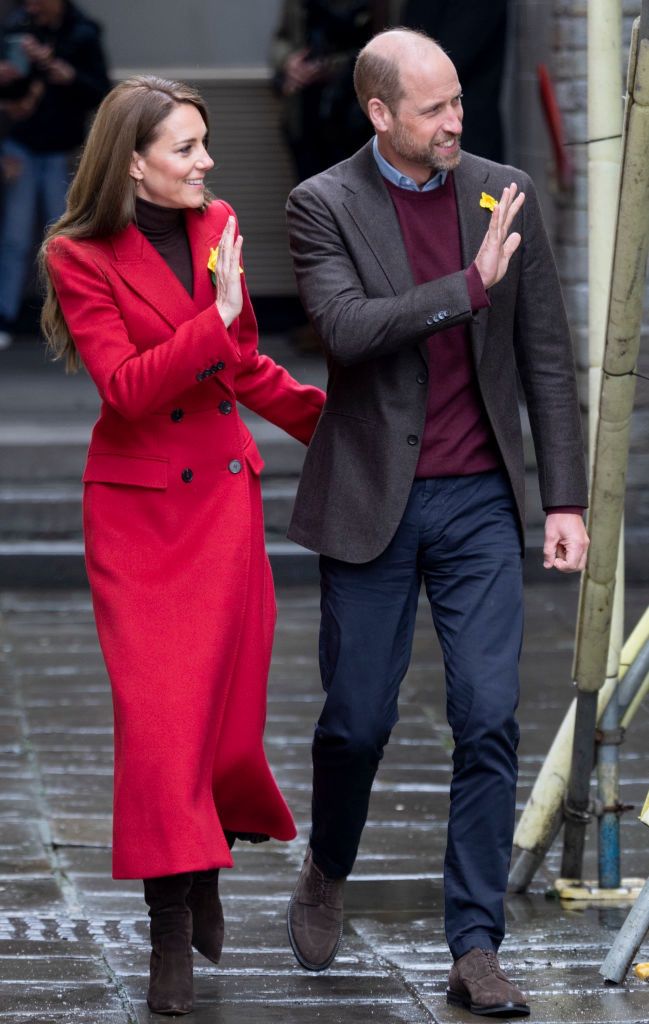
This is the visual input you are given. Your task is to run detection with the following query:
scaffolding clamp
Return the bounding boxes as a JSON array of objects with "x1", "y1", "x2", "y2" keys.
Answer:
[{"x1": 595, "y1": 726, "x2": 626, "y2": 745}]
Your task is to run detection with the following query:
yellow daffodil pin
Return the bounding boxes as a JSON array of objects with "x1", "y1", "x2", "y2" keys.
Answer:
[
  {"x1": 208, "y1": 245, "x2": 243, "y2": 285},
  {"x1": 480, "y1": 192, "x2": 499, "y2": 212}
]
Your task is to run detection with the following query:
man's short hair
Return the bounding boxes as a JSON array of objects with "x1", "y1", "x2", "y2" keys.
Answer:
[{"x1": 353, "y1": 27, "x2": 436, "y2": 116}]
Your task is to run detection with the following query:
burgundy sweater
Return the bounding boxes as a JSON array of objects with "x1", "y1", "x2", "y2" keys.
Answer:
[{"x1": 385, "y1": 175, "x2": 499, "y2": 478}]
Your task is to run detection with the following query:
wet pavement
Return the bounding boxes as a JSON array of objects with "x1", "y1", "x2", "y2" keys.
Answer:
[{"x1": 1, "y1": 579, "x2": 649, "y2": 1023}]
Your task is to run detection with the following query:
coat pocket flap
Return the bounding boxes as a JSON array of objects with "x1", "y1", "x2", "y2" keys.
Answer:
[
  {"x1": 83, "y1": 453, "x2": 168, "y2": 489},
  {"x1": 243, "y1": 442, "x2": 265, "y2": 476}
]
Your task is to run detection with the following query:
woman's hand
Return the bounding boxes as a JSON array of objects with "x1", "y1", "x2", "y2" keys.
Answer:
[{"x1": 215, "y1": 216, "x2": 244, "y2": 328}]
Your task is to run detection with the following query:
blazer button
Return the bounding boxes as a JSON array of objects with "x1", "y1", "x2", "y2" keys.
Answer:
[
  {"x1": 181, "y1": 468, "x2": 193, "y2": 483},
  {"x1": 228, "y1": 459, "x2": 242, "y2": 474},
  {"x1": 219, "y1": 400, "x2": 232, "y2": 415},
  {"x1": 170, "y1": 408, "x2": 184, "y2": 422},
  {"x1": 416, "y1": 371, "x2": 427, "y2": 385},
  {"x1": 407, "y1": 435, "x2": 418, "y2": 446}
]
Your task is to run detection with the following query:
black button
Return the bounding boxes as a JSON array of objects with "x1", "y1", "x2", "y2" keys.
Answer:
[
  {"x1": 181, "y1": 468, "x2": 193, "y2": 483},
  {"x1": 416, "y1": 371, "x2": 427, "y2": 385},
  {"x1": 407, "y1": 435, "x2": 418, "y2": 446},
  {"x1": 170, "y1": 408, "x2": 184, "y2": 422},
  {"x1": 216, "y1": 361, "x2": 225, "y2": 371},
  {"x1": 219, "y1": 400, "x2": 232, "y2": 415},
  {"x1": 228, "y1": 459, "x2": 242, "y2": 474}
]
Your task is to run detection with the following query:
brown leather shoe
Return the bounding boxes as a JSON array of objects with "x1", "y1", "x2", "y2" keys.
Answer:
[
  {"x1": 143, "y1": 874, "x2": 194, "y2": 1015},
  {"x1": 287, "y1": 847, "x2": 345, "y2": 971},
  {"x1": 187, "y1": 869, "x2": 224, "y2": 964},
  {"x1": 447, "y1": 947, "x2": 530, "y2": 1017}
]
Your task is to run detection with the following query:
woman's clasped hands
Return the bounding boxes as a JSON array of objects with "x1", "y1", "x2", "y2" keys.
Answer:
[{"x1": 215, "y1": 215, "x2": 244, "y2": 327}]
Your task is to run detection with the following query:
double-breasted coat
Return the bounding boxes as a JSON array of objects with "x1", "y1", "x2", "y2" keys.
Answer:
[{"x1": 47, "y1": 199, "x2": 324, "y2": 879}]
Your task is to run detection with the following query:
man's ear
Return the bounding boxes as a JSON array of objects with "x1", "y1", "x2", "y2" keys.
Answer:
[
  {"x1": 367, "y1": 98, "x2": 392, "y2": 134},
  {"x1": 129, "y1": 152, "x2": 144, "y2": 183}
]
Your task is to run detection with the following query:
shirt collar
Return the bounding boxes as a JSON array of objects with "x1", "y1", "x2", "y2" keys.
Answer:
[{"x1": 372, "y1": 135, "x2": 447, "y2": 192}]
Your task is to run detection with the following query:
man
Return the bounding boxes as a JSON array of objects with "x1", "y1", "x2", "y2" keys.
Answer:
[
  {"x1": 0, "y1": 0, "x2": 110, "y2": 348},
  {"x1": 284, "y1": 28, "x2": 589, "y2": 1019}
]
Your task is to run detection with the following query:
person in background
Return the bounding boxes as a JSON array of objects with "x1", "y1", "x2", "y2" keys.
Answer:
[
  {"x1": 401, "y1": 0, "x2": 509, "y2": 162},
  {"x1": 271, "y1": 0, "x2": 379, "y2": 182},
  {"x1": 0, "y1": 0, "x2": 110, "y2": 349},
  {"x1": 40, "y1": 75, "x2": 324, "y2": 1016},
  {"x1": 284, "y1": 28, "x2": 589, "y2": 1018},
  {"x1": 270, "y1": 0, "x2": 400, "y2": 352}
]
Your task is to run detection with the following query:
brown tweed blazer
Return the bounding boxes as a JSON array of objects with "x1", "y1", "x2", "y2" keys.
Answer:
[{"x1": 286, "y1": 142, "x2": 587, "y2": 563}]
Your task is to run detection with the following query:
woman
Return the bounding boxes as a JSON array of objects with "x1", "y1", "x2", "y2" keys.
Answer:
[{"x1": 40, "y1": 76, "x2": 324, "y2": 1015}]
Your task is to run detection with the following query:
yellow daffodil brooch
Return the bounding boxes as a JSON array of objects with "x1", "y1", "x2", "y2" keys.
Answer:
[
  {"x1": 480, "y1": 192, "x2": 499, "y2": 212},
  {"x1": 207, "y1": 245, "x2": 243, "y2": 285}
]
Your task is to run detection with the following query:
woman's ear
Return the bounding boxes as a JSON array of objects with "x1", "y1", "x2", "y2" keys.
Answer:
[{"x1": 129, "y1": 152, "x2": 144, "y2": 183}]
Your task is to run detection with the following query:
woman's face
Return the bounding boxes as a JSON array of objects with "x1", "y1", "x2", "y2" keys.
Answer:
[{"x1": 131, "y1": 103, "x2": 214, "y2": 209}]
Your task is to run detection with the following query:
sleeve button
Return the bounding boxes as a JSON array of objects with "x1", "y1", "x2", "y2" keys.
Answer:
[{"x1": 170, "y1": 408, "x2": 184, "y2": 422}]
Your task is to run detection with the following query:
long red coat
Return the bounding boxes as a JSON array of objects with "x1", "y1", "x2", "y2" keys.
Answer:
[{"x1": 47, "y1": 200, "x2": 324, "y2": 879}]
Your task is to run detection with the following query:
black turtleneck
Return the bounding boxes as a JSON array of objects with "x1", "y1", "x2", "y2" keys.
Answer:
[{"x1": 135, "y1": 197, "x2": 194, "y2": 297}]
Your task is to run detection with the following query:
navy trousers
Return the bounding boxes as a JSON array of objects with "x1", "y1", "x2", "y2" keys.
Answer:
[{"x1": 310, "y1": 471, "x2": 524, "y2": 959}]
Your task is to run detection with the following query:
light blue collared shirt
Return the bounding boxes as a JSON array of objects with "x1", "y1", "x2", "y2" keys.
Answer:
[{"x1": 372, "y1": 135, "x2": 447, "y2": 192}]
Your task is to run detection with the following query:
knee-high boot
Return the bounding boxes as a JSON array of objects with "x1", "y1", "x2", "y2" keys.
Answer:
[
  {"x1": 143, "y1": 873, "x2": 194, "y2": 1015},
  {"x1": 187, "y1": 869, "x2": 224, "y2": 963},
  {"x1": 186, "y1": 832, "x2": 235, "y2": 963}
]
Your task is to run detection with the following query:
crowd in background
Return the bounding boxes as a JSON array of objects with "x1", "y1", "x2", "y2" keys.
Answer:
[{"x1": 0, "y1": 0, "x2": 509, "y2": 350}]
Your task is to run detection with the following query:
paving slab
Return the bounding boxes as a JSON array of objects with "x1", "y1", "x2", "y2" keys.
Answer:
[{"x1": 1, "y1": 582, "x2": 649, "y2": 1024}]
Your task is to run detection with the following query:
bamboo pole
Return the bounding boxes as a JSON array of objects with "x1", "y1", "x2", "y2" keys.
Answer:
[
  {"x1": 561, "y1": 0, "x2": 623, "y2": 883},
  {"x1": 562, "y1": 10, "x2": 649, "y2": 880}
]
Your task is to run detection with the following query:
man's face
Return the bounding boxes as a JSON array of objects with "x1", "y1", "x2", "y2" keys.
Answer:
[{"x1": 385, "y1": 56, "x2": 463, "y2": 173}]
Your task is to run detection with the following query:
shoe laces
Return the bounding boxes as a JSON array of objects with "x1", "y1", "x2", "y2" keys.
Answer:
[
  {"x1": 476, "y1": 948, "x2": 500, "y2": 974},
  {"x1": 313, "y1": 867, "x2": 339, "y2": 906}
]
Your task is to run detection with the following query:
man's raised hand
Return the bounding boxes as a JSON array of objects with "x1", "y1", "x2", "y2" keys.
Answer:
[{"x1": 475, "y1": 183, "x2": 525, "y2": 290}]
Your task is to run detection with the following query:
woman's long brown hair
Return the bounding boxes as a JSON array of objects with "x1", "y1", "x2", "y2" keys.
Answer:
[{"x1": 40, "y1": 76, "x2": 212, "y2": 372}]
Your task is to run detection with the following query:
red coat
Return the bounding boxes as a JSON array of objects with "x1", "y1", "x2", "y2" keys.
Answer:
[{"x1": 47, "y1": 200, "x2": 324, "y2": 879}]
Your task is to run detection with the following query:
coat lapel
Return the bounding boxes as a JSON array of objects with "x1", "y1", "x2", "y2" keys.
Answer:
[
  {"x1": 109, "y1": 207, "x2": 226, "y2": 330},
  {"x1": 452, "y1": 155, "x2": 493, "y2": 369},
  {"x1": 110, "y1": 224, "x2": 197, "y2": 330},
  {"x1": 185, "y1": 207, "x2": 223, "y2": 311}
]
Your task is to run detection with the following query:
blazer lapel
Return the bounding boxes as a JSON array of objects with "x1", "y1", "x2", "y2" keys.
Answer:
[
  {"x1": 342, "y1": 145, "x2": 429, "y2": 361},
  {"x1": 342, "y1": 145, "x2": 414, "y2": 297},
  {"x1": 452, "y1": 155, "x2": 493, "y2": 369},
  {"x1": 110, "y1": 224, "x2": 198, "y2": 330}
]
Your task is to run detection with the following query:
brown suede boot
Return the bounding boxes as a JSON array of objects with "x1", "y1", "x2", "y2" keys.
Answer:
[
  {"x1": 186, "y1": 869, "x2": 224, "y2": 964},
  {"x1": 447, "y1": 947, "x2": 530, "y2": 1017},
  {"x1": 287, "y1": 847, "x2": 345, "y2": 971},
  {"x1": 143, "y1": 873, "x2": 194, "y2": 1015}
]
